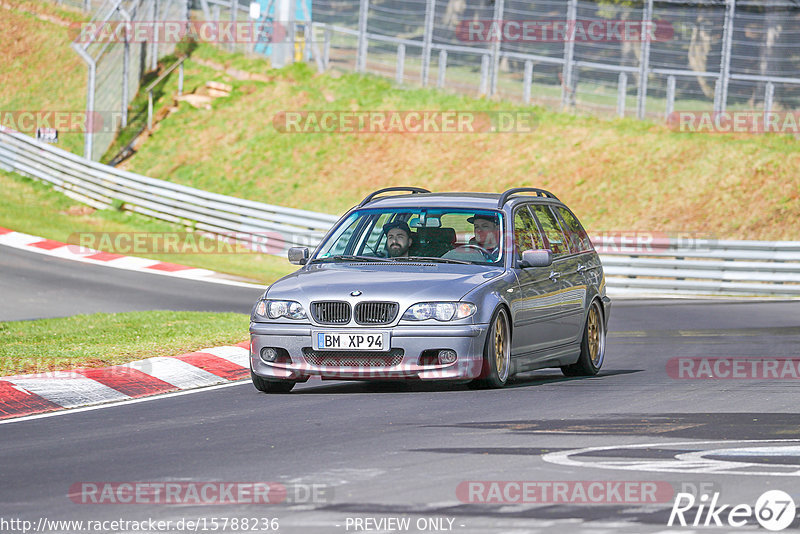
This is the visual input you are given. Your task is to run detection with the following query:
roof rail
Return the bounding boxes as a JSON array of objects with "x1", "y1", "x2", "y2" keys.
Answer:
[
  {"x1": 497, "y1": 187, "x2": 558, "y2": 208},
  {"x1": 359, "y1": 187, "x2": 431, "y2": 207}
]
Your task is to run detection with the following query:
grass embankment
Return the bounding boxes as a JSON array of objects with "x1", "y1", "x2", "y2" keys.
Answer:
[
  {"x1": 0, "y1": 169, "x2": 297, "y2": 284},
  {"x1": 122, "y1": 44, "x2": 800, "y2": 240},
  {"x1": 0, "y1": 0, "x2": 89, "y2": 155},
  {"x1": 0, "y1": 311, "x2": 248, "y2": 376}
]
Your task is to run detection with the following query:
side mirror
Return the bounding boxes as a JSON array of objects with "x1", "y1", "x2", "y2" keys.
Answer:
[
  {"x1": 519, "y1": 249, "x2": 552, "y2": 268},
  {"x1": 288, "y1": 247, "x2": 309, "y2": 265}
]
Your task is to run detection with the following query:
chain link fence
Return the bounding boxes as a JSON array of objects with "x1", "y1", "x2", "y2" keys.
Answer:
[{"x1": 308, "y1": 0, "x2": 800, "y2": 120}]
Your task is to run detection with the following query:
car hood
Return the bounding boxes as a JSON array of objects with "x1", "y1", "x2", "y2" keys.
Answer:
[{"x1": 266, "y1": 263, "x2": 505, "y2": 303}]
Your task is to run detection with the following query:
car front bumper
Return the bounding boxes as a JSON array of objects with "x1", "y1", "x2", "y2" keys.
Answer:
[{"x1": 249, "y1": 322, "x2": 490, "y2": 381}]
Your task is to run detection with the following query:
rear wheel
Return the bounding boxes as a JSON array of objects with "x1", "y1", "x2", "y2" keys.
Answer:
[
  {"x1": 250, "y1": 370, "x2": 295, "y2": 393},
  {"x1": 561, "y1": 300, "x2": 605, "y2": 377},
  {"x1": 470, "y1": 308, "x2": 511, "y2": 389}
]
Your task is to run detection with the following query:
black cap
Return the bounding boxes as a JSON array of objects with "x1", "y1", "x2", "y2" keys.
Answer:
[
  {"x1": 383, "y1": 220, "x2": 411, "y2": 236},
  {"x1": 467, "y1": 213, "x2": 499, "y2": 225}
]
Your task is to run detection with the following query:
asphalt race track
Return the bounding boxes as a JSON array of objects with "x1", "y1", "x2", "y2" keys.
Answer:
[
  {"x1": 0, "y1": 245, "x2": 263, "y2": 321},
  {"x1": 2, "y1": 244, "x2": 800, "y2": 533}
]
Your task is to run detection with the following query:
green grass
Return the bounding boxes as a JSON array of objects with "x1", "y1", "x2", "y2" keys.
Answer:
[
  {"x1": 0, "y1": 169, "x2": 296, "y2": 284},
  {"x1": 0, "y1": 311, "x2": 249, "y2": 376},
  {"x1": 113, "y1": 43, "x2": 800, "y2": 240}
]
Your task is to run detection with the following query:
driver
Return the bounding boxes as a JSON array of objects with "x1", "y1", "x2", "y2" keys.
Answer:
[
  {"x1": 383, "y1": 220, "x2": 413, "y2": 258},
  {"x1": 467, "y1": 214, "x2": 501, "y2": 257}
]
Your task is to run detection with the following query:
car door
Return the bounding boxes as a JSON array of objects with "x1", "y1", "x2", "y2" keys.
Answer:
[
  {"x1": 529, "y1": 204, "x2": 582, "y2": 344},
  {"x1": 509, "y1": 204, "x2": 571, "y2": 355},
  {"x1": 551, "y1": 206, "x2": 593, "y2": 343}
]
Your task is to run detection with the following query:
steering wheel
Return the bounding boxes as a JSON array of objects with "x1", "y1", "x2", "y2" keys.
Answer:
[{"x1": 453, "y1": 244, "x2": 492, "y2": 259}]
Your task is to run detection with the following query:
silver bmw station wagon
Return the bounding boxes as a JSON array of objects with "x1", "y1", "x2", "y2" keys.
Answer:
[{"x1": 249, "y1": 187, "x2": 610, "y2": 392}]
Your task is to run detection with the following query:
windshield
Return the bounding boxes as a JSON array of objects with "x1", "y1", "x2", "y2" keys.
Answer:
[{"x1": 314, "y1": 208, "x2": 505, "y2": 265}]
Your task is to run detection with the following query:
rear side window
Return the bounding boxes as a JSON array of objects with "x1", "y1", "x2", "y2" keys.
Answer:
[
  {"x1": 513, "y1": 206, "x2": 546, "y2": 258},
  {"x1": 530, "y1": 205, "x2": 569, "y2": 257},
  {"x1": 556, "y1": 207, "x2": 593, "y2": 253}
]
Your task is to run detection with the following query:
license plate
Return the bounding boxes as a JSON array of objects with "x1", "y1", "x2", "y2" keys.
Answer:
[{"x1": 313, "y1": 331, "x2": 390, "y2": 351}]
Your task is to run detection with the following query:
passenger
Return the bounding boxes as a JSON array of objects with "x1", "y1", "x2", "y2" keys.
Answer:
[
  {"x1": 467, "y1": 214, "x2": 501, "y2": 257},
  {"x1": 383, "y1": 221, "x2": 413, "y2": 258}
]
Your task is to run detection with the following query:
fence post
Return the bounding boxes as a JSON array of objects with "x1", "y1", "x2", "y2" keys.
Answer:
[
  {"x1": 323, "y1": 26, "x2": 331, "y2": 70},
  {"x1": 714, "y1": 0, "x2": 735, "y2": 113},
  {"x1": 523, "y1": 60, "x2": 532, "y2": 104},
  {"x1": 396, "y1": 43, "x2": 405, "y2": 84},
  {"x1": 437, "y1": 49, "x2": 447, "y2": 88},
  {"x1": 356, "y1": 0, "x2": 369, "y2": 73},
  {"x1": 421, "y1": 0, "x2": 435, "y2": 86},
  {"x1": 489, "y1": 0, "x2": 504, "y2": 96},
  {"x1": 665, "y1": 75, "x2": 675, "y2": 121},
  {"x1": 636, "y1": 0, "x2": 652, "y2": 119},
  {"x1": 150, "y1": 0, "x2": 159, "y2": 71},
  {"x1": 617, "y1": 72, "x2": 627, "y2": 117},
  {"x1": 764, "y1": 81, "x2": 774, "y2": 115},
  {"x1": 118, "y1": 6, "x2": 132, "y2": 129},
  {"x1": 72, "y1": 43, "x2": 96, "y2": 159},
  {"x1": 230, "y1": 0, "x2": 238, "y2": 52},
  {"x1": 561, "y1": 0, "x2": 577, "y2": 109},
  {"x1": 479, "y1": 54, "x2": 489, "y2": 96}
]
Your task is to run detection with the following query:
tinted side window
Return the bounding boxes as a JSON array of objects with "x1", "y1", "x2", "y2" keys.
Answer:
[
  {"x1": 513, "y1": 206, "x2": 546, "y2": 258},
  {"x1": 556, "y1": 207, "x2": 593, "y2": 253},
  {"x1": 531, "y1": 205, "x2": 569, "y2": 257}
]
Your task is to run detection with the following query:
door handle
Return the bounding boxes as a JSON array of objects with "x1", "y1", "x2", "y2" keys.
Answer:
[
  {"x1": 576, "y1": 264, "x2": 585, "y2": 273},
  {"x1": 549, "y1": 271, "x2": 561, "y2": 281}
]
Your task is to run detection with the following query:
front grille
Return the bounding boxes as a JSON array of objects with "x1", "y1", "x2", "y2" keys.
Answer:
[
  {"x1": 354, "y1": 302, "x2": 398, "y2": 325},
  {"x1": 311, "y1": 301, "x2": 351, "y2": 324},
  {"x1": 302, "y1": 348, "x2": 404, "y2": 367}
]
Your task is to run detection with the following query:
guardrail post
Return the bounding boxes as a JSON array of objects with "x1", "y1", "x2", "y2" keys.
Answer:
[
  {"x1": 561, "y1": 0, "x2": 577, "y2": 109},
  {"x1": 636, "y1": 0, "x2": 653, "y2": 119},
  {"x1": 148, "y1": 89, "x2": 154, "y2": 130},
  {"x1": 714, "y1": 0, "x2": 735, "y2": 113},
  {"x1": 764, "y1": 81, "x2": 774, "y2": 115},
  {"x1": 356, "y1": 0, "x2": 369, "y2": 73},
  {"x1": 437, "y1": 49, "x2": 447, "y2": 88},
  {"x1": 617, "y1": 72, "x2": 627, "y2": 117},
  {"x1": 489, "y1": 0, "x2": 504, "y2": 97},
  {"x1": 421, "y1": 0, "x2": 435, "y2": 86},
  {"x1": 523, "y1": 60, "x2": 532, "y2": 104},
  {"x1": 479, "y1": 54, "x2": 489, "y2": 96},
  {"x1": 396, "y1": 43, "x2": 405, "y2": 84},
  {"x1": 665, "y1": 75, "x2": 676, "y2": 120},
  {"x1": 178, "y1": 61, "x2": 184, "y2": 96}
]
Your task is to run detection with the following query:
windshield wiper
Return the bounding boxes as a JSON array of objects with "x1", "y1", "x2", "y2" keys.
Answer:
[
  {"x1": 308, "y1": 254, "x2": 394, "y2": 264},
  {"x1": 396, "y1": 256, "x2": 472, "y2": 265}
]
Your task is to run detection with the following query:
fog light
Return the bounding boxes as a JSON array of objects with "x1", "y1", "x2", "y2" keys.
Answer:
[
  {"x1": 260, "y1": 347, "x2": 279, "y2": 362},
  {"x1": 438, "y1": 350, "x2": 457, "y2": 364}
]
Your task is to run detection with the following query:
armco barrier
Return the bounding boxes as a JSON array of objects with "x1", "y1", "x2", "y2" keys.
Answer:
[
  {"x1": 1, "y1": 130, "x2": 799, "y2": 297},
  {"x1": 0, "y1": 129, "x2": 338, "y2": 252}
]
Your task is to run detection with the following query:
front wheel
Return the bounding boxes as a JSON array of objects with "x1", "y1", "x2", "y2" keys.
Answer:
[
  {"x1": 561, "y1": 300, "x2": 605, "y2": 377},
  {"x1": 251, "y1": 370, "x2": 295, "y2": 393},
  {"x1": 470, "y1": 308, "x2": 511, "y2": 389}
]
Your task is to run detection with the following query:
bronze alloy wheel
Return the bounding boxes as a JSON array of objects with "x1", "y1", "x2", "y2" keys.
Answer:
[
  {"x1": 493, "y1": 309, "x2": 511, "y2": 383},
  {"x1": 561, "y1": 299, "x2": 605, "y2": 377},
  {"x1": 587, "y1": 302, "x2": 603, "y2": 366}
]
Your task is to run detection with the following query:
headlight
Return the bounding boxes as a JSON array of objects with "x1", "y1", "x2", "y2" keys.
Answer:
[
  {"x1": 256, "y1": 300, "x2": 307, "y2": 320},
  {"x1": 402, "y1": 302, "x2": 476, "y2": 321}
]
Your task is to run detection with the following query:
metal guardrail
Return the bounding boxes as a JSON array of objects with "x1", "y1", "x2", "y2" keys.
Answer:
[
  {"x1": 1, "y1": 130, "x2": 799, "y2": 296},
  {"x1": 0, "y1": 130, "x2": 338, "y2": 252}
]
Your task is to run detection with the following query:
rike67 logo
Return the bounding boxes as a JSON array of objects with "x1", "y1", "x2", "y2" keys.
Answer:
[{"x1": 668, "y1": 490, "x2": 796, "y2": 531}]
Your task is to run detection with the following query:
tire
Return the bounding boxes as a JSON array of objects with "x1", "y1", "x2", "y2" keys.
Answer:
[
  {"x1": 561, "y1": 299, "x2": 605, "y2": 377},
  {"x1": 250, "y1": 370, "x2": 295, "y2": 393},
  {"x1": 470, "y1": 308, "x2": 512, "y2": 389}
]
